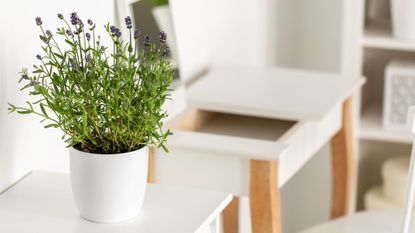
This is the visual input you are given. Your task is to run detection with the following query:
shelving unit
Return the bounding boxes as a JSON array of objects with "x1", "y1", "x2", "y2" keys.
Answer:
[
  {"x1": 363, "y1": 24, "x2": 415, "y2": 52},
  {"x1": 356, "y1": 0, "x2": 415, "y2": 210},
  {"x1": 360, "y1": 102, "x2": 412, "y2": 144}
]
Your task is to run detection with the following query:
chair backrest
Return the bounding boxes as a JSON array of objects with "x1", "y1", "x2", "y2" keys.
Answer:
[{"x1": 401, "y1": 106, "x2": 415, "y2": 233}]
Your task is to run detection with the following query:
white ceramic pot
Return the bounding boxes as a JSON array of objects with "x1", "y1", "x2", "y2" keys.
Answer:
[
  {"x1": 69, "y1": 146, "x2": 148, "y2": 223},
  {"x1": 391, "y1": 0, "x2": 415, "y2": 40}
]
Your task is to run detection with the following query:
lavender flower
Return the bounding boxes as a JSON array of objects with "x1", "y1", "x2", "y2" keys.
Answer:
[
  {"x1": 66, "y1": 29, "x2": 73, "y2": 37},
  {"x1": 36, "y1": 54, "x2": 41, "y2": 60},
  {"x1": 45, "y1": 30, "x2": 52, "y2": 37},
  {"x1": 162, "y1": 46, "x2": 170, "y2": 56},
  {"x1": 133, "y1": 28, "x2": 141, "y2": 39},
  {"x1": 35, "y1": 17, "x2": 42, "y2": 26},
  {"x1": 86, "y1": 33, "x2": 91, "y2": 41},
  {"x1": 70, "y1": 12, "x2": 79, "y2": 25},
  {"x1": 40, "y1": 35, "x2": 49, "y2": 44},
  {"x1": 87, "y1": 19, "x2": 93, "y2": 26},
  {"x1": 144, "y1": 35, "x2": 151, "y2": 47},
  {"x1": 125, "y1": 16, "x2": 132, "y2": 29},
  {"x1": 57, "y1": 13, "x2": 64, "y2": 20},
  {"x1": 85, "y1": 53, "x2": 92, "y2": 63},
  {"x1": 21, "y1": 73, "x2": 29, "y2": 80},
  {"x1": 159, "y1": 31, "x2": 167, "y2": 44},
  {"x1": 110, "y1": 26, "x2": 121, "y2": 38}
]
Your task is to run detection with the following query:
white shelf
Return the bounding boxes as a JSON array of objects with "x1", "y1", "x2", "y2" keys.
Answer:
[
  {"x1": 363, "y1": 24, "x2": 415, "y2": 52},
  {"x1": 360, "y1": 102, "x2": 412, "y2": 144}
]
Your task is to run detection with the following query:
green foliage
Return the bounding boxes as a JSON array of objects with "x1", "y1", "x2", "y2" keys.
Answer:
[
  {"x1": 8, "y1": 15, "x2": 173, "y2": 154},
  {"x1": 149, "y1": 0, "x2": 169, "y2": 7}
]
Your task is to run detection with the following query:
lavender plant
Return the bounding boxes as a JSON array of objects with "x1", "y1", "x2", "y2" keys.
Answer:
[{"x1": 8, "y1": 13, "x2": 173, "y2": 154}]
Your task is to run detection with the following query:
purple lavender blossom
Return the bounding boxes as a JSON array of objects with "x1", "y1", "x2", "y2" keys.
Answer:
[
  {"x1": 40, "y1": 35, "x2": 49, "y2": 44},
  {"x1": 45, "y1": 30, "x2": 52, "y2": 37},
  {"x1": 133, "y1": 28, "x2": 141, "y2": 39},
  {"x1": 66, "y1": 29, "x2": 73, "y2": 37},
  {"x1": 159, "y1": 31, "x2": 167, "y2": 44},
  {"x1": 144, "y1": 35, "x2": 151, "y2": 47},
  {"x1": 21, "y1": 73, "x2": 29, "y2": 80},
  {"x1": 86, "y1": 33, "x2": 91, "y2": 41},
  {"x1": 35, "y1": 17, "x2": 42, "y2": 26},
  {"x1": 87, "y1": 19, "x2": 93, "y2": 26},
  {"x1": 110, "y1": 26, "x2": 121, "y2": 38},
  {"x1": 85, "y1": 53, "x2": 92, "y2": 63},
  {"x1": 36, "y1": 54, "x2": 41, "y2": 60},
  {"x1": 163, "y1": 46, "x2": 170, "y2": 56},
  {"x1": 125, "y1": 16, "x2": 132, "y2": 29},
  {"x1": 70, "y1": 12, "x2": 79, "y2": 25},
  {"x1": 57, "y1": 13, "x2": 64, "y2": 20}
]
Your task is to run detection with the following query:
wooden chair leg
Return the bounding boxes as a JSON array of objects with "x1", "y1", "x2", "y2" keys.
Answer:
[
  {"x1": 147, "y1": 147, "x2": 155, "y2": 183},
  {"x1": 330, "y1": 97, "x2": 354, "y2": 219},
  {"x1": 223, "y1": 197, "x2": 239, "y2": 233},
  {"x1": 250, "y1": 160, "x2": 281, "y2": 233}
]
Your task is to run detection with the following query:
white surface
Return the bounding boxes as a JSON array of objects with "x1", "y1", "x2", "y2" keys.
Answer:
[
  {"x1": 360, "y1": 102, "x2": 413, "y2": 144},
  {"x1": 0, "y1": 0, "x2": 116, "y2": 192},
  {"x1": 363, "y1": 24, "x2": 415, "y2": 51},
  {"x1": 157, "y1": 104, "x2": 342, "y2": 196},
  {"x1": 0, "y1": 172, "x2": 232, "y2": 233},
  {"x1": 69, "y1": 147, "x2": 148, "y2": 223},
  {"x1": 187, "y1": 66, "x2": 364, "y2": 121},
  {"x1": 391, "y1": 0, "x2": 415, "y2": 41},
  {"x1": 299, "y1": 211, "x2": 413, "y2": 233}
]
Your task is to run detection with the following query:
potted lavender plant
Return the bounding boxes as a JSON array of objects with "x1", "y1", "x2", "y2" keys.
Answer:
[{"x1": 8, "y1": 13, "x2": 173, "y2": 223}]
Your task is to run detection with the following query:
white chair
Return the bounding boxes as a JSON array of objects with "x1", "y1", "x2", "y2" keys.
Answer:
[{"x1": 299, "y1": 107, "x2": 415, "y2": 233}]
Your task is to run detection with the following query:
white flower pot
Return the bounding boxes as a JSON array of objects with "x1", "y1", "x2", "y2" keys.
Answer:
[
  {"x1": 69, "y1": 146, "x2": 148, "y2": 223},
  {"x1": 391, "y1": 0, "x2": 415, "y2": 40}
]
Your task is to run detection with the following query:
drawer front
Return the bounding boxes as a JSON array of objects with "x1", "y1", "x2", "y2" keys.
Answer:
[{"x1": 153, "y1": 105, "x2": 342, "y2": 195}]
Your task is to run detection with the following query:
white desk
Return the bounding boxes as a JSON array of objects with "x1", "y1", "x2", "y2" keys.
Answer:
[
  {"x1": 151, "y1": 66, "x2": 365, "y2": 233},
  {"x1": 0, "y1": 172, "x2": 232, "y2": 233}
]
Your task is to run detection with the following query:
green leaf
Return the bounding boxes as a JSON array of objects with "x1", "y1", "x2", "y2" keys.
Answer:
[
  {"x1": 44, "y1": 123, "x2": 59, "y2": 128},
  {"x1": 40, "y1": 103, "x2": 48, "y2": 117}
]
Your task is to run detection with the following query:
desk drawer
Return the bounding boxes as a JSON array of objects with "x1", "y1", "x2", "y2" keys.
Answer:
[{"x1": 154, "y1": 105, "x2": 342, "y2": 195}]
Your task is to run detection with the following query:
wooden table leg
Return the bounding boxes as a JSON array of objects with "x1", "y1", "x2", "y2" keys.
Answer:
[
  {"x1": 250, "y1": 160, "x2": 281, "y2": 233},
  {"x1": 330, "y1": 97, "x2": 354, "y2": 219},
  {"x1": 223, "y1": 197, "x2": 239, "y2": 233},
  {"x1": 147, "y1": 147, "x2": 155, "y2": 183}
]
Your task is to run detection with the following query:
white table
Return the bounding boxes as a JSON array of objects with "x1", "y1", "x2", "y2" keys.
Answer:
[
  {"x1": 0, "y1": 172, "x2": 232, "y2": 233},
  {"x1": 151, "y1": 66, "x2": 365, "y2": 233}
]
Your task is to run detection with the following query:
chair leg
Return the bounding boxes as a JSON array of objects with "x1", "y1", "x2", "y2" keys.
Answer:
[
  {"x1": 330, "y1": 97, "x2": 354, "y2": 219},
  {"x1": 147, "y1": 147, "x2": 155, "y2": 183},
  {"x1": 250, "y1": 160, "x2": 281, "y2": 233},
  {"x1": 223, "y1": 197, "x2": 239, "y2": 233}
]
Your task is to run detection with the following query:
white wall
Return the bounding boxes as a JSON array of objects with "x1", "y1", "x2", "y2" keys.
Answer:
[{"x1": 0, "y1": 0, "x2": 117, "y2": 192}]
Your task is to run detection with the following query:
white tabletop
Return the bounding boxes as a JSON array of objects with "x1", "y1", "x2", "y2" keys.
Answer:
[
  {"x1": 0, "y1": 172, "x2": 232, "y2": 233},
  {"x1": 187, "y1": 66, "x2": 365, "y2": 121}
]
